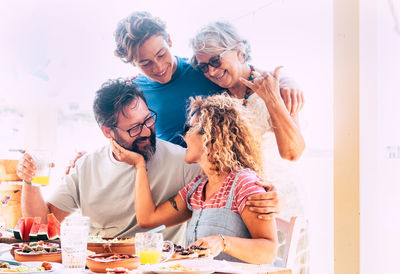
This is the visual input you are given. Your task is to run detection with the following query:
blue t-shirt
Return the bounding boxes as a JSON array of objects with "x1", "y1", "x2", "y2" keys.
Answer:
[{"x1": 134, "y1": 56, "x2": 222, "y2": 147}]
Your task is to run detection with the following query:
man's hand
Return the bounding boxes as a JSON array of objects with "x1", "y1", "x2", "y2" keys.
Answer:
[
  {"x1": 17, "y1": 153, "x2": 55, "y2": 182},
  {"x1": 16, "y1": 153, "x2": 36, "y2": 182},
  {"x1": 246, "y1": 185, "x2": 282, "y2": 220}
]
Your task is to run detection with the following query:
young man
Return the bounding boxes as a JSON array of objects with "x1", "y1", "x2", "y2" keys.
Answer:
[
  {"x1": 17, "y1": 79, "x2": 279, "y2": 244},
  {"x1": 114, "y1": 11, "x2": 304, "y2": 147}
]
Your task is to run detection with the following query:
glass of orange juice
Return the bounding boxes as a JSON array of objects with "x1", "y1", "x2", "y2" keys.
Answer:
[
  {"x1": 28, "y1": 150, "x2": 52, "y2": 186},
  {"x1": 135, "y1": 232, "x2": 174, "y2": 264}
]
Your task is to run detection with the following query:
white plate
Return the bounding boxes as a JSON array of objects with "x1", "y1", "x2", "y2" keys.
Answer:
[
  {"x1": 0, "y1": 261, "x2": 63, "y2": 273},
  {"x1": 145, "y1": 259, "x2": 214, "y2": 274},
  {"x1": 0, "y1": 243, "x2": 11, "y2": 256}
]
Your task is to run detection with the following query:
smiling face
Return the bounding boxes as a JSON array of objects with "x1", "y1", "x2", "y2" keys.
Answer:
[
  {"x1": 134, "y1": 35, "x2": 177, "y2": 84},
  {"x1": 184, "y1": 117, "x2": 206, "y2": 165},
  {"x1": 195, "y1": 49, "x2": 245, "y2": 89},
  {"x1": 111, "y1": 98, "x2": 156, "y2": 161}
]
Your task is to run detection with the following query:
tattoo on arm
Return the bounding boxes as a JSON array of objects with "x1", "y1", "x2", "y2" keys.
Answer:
[{"x1": 168, "y1": 197, "x2": 179, "y2": 211}]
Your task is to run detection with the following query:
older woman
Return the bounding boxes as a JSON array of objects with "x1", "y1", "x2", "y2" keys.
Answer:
[
  {"x1": 190, "y1": 21, "x2": 309, "y2": 273},
  {"x1": 113, "y1": 94, "x2": 278, "y2": 264},
  {"x1": 190, "y1": 21, "x2": 306, "y2": 217}
]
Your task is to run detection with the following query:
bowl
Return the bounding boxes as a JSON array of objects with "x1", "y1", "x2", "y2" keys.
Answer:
[
  {"x1": 86, "y1": 253, "x2": 140, "y2": 273},
  {"x1": 10, "y1": 242, "x2": 60, "y2": 258},
  {"x1": 14, "y1": 248, "x2": 62, "y2": 263},
  {"x1": 87, "y1": 242, "x2": 135, "y2": 255}
]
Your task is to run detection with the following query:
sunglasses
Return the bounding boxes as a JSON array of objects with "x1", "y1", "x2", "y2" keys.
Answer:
[
  {"x1": 183, "y1": 123, "x2": 205, "y2": 136},
  {"x1": 196, "y1": 49, "x2": 229, "y2": 74}
]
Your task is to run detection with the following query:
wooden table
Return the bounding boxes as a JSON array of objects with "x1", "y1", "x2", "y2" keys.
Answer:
[{"x1": 1, "y1": 238, "x2": 291, "y2": 274}]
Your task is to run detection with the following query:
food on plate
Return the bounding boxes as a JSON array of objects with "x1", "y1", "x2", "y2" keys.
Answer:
[
  {"x1": 86, "y1": 253, "x2": 140, "y2": 273},
  {"x1": 18, "y1": 241, "x2": 59, "y2": 254},
  {"x1": 14, "y1": 242, "x2": 62, "y2": 263},
  {"x1": 190, "y1": 245, "x2": 211, "y2": 257},
  {"x1": 165, "y1": 244, "x2": 210, "y2": 260},
  {"x1": 10, "y1": 241, "x2": 59, "y2": 258},
  {"x1": 13, "y1": 214, "x2": 60, "y2": 241},
  {"x1": 88, "y1": 235, "x2": 135, "y2": 243},
  {"x1": 159, "y1": 263, "x2": 200, "y2": 272},
  {"x1": 0, "y1": 262, "x2": 52, "y2": 272},
  {"x1": 106, "y1": 267, "x2": 129, "y2": 273},
  {"x1": 87, "y1": 236, "x2": 135, "y2": 255},
  {"x1": 41, "y1": 262, "x2": 52, "y2": 271}
]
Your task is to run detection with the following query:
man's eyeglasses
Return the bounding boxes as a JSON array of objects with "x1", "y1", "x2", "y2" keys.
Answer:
[
  {"x1": 114, "y1": 110, "x2": 157, "y2": 138},
  {"x1": 196, "y1": 49, "x2": 229, "y2": 74}
]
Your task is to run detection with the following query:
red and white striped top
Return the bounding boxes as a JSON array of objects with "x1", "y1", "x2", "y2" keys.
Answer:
[{"x1": 178, "y1": 169, "x2": 266, "y2": 215}]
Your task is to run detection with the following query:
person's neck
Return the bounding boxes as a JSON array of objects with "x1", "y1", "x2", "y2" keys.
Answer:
[
  {"x1": 228, "y1": 64, "x2": 252, "y2": 99},
  {"x1": 171, "y1": 56, "x2": 178, "y2": 76},
  {"x1": 199, "y1": 162, "x2": 227, "y2": 187}
]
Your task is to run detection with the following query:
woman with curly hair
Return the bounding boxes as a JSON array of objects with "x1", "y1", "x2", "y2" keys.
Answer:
[{"x1": 112, "y1": 94, "x2": 277, "y2": 264}]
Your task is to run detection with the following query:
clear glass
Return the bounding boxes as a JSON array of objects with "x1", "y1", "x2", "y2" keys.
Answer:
[
  {"x1": 135, "y1": 232, "x2": 173, "y2": 264},
  {"x1": 60, "y1": 215, "x2": 90, "y2": 270},
  {"x1": 28, "y1": 150, "x2": 52, "y2": 186}
]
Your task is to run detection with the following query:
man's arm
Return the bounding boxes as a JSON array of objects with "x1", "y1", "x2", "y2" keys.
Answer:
[
  {"x1": 18, "y1": 153, "x2": 72, "y2": 223},
  {"x1": 21, "y1": 184, "x2": 71, "y2": 223}
]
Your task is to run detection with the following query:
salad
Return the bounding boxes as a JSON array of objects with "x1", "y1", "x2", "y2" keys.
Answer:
[
  {"x1": 88, "y1": 235, "x2": 134, "y2": 243},
  {"x1": 0, "y1": 261, "x2": 52, "y2": 272}
]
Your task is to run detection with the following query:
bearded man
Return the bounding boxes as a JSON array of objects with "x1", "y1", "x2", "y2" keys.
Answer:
[{"x1": 17, "y1": 79, "x2": 280, "y2": 244}]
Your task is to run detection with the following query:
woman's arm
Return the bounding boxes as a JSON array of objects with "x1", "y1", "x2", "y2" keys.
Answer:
[
  {"x1": 111, "y1": 140, "x2": 192, "y2": 229},
  {"x1": 241, "y1": 67, "x2": 305, "y2": 161},
  {"x1": 134, "y1": 165, "x2": 192, "y2": 228},
  {"x1": 191, "y1": 206, "x2": 277, "y2": 264}
]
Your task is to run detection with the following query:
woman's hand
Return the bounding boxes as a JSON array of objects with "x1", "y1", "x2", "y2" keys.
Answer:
[
  {"x1": 190, "y1": 235, "x2": 225, "y2": 257},
  {"x1": 240, "y1": 66, "x2": 284, "y2": 106},
  {"x1": 110, "y1": 139, "x2": 146, "y2": 169}
]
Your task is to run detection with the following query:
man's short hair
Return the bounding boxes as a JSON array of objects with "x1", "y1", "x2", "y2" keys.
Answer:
[
  {"x1": 93, "y1": 78, "x2": 147, "y2": 128},
  {"x1": 114, "y1": 11, "x2": 168, "y2": 64}
]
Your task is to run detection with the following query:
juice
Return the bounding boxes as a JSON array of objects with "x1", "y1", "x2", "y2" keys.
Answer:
[
  {"x1": 31, "y1": 176, "x2": 50, "y2": 186},
  {"x1": 137, "y1": 249, "x2": 162, "y2": 264}
]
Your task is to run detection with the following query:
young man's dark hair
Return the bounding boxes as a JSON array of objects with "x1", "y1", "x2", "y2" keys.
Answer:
[
  {"x1": 93, "y1": 78, "x2": 147, "y2": 128},
  {"x1": 114, "y1": 11, "x2": 168, "y2": 64}
]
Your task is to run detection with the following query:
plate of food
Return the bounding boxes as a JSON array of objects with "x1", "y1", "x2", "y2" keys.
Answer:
[
  {"x1": 87, "y1": 236, "x2": 135, "y2": 255},
  {"x1": 0, "y1": 261, "x2": 61, "y2": 273},
  {"x1": 86, "y1": 253, "x2": 140, "y2": 273},
  {"x1": 165, "y1": 245, "x2": 211, "y2": 261},
  {"x1": 13, "y1": 242, "x2": 61, "y2": 263},
  {"x1": 10, "y1": 242, "x2": 59, "y2": 258},
  {"x1": 145, "y1": 259, "x2": 214, "y2": 274}
]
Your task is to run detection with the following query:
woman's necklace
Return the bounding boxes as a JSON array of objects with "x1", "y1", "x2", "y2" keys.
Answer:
[{"x1": 242, "y1": 65, "x2": 255, "y2": 106}]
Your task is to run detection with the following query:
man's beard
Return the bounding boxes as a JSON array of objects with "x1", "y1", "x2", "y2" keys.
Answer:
[{"x1": 114, "y1": 129, "x2": 156, "y2": 162}]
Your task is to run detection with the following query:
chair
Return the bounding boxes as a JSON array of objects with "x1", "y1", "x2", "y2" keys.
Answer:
[{"x1": 274, "y1": 216, "x2": 301, "y2": 269}]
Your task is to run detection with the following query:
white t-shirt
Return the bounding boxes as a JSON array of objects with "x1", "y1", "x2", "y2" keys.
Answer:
[{"x1": 48, "y1": 138, "x2": 201, "y2": 245}]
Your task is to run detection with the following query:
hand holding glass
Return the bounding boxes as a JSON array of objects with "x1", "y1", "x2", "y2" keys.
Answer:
[{"x1": 28, "y1": 150, "x2": 52, "y2": 186}]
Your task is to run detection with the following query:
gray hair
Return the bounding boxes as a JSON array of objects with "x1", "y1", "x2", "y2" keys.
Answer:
[{"x1": 190, "y1": 21, "x2": 251, "y2": 67}]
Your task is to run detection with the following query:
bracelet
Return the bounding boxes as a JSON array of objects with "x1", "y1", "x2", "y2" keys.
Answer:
[
  {"x1": 219, "y1": 234, "x2": 227, "y2": 252},
  {"x1": 23, "y1": 180, "x2": 32, "y2": 185}
]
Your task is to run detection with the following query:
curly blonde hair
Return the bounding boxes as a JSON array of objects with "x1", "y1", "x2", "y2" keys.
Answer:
[{"x1": 188, "y1": 94, "x2": 262, "y2": 176}]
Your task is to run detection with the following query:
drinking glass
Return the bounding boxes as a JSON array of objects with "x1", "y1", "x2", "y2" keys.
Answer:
[
  {"x1": 28, "y1": 150, "x2": 52, "y2": 186},
  {"x1": 60, "y1": 215, "x2": 90, "y2": 270},
  {"x1": 135, "y1": 232, "x2": 174, "y2": 264}
]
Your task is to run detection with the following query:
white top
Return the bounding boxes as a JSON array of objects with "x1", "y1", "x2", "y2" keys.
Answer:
[
  {"x1": 247, "y1": 93, "x2": 304, "y2": 219},
  {"x1": 48, "y1": 138, "x2": 201, "y2": 245}
]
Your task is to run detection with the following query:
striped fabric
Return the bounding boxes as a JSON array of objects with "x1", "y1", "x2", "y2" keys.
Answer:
[{"x1": 179, "y1": 169, "x2": 266, "y2": 214}]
